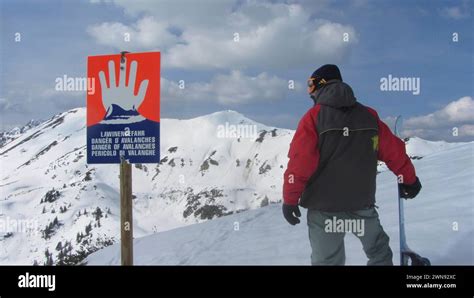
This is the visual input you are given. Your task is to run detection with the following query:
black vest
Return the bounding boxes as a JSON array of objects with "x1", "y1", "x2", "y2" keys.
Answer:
[{"x1": 300, "y1": 82, "x2": 379, "y2": 211}]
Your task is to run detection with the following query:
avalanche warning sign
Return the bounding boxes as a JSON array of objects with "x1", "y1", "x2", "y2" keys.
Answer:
[{"x1": 87, "y1": 52, "x2": 160, "y2": 164}]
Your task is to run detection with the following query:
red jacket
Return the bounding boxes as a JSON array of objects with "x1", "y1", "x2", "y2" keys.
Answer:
[{"x1": 283, "y1": 104, "x2": 416, "y2": 206}]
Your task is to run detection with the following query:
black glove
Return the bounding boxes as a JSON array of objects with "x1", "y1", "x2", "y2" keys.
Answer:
[
  {"x1": 282, "y1": 204, "x2": 301, "y2": 225},
  {"x1": 399, "y1": 176, "x2": 422, "y2": 199}
]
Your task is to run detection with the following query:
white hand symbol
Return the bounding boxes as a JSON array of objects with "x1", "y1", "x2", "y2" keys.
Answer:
[{"x1": 98, "y1": 57, "x2": 149, "y2": 118}]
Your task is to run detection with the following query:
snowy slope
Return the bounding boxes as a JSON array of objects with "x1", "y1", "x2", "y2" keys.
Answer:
[
  {"x1": 0, "y1": 108, "x2": 293, "y2": 265},
  {"x1": 1, "y1": 107, "x2": 472, "y2": 265},
  {"x1": 404, "y1": 137, "x2": 464, "y2": 159},
  {"x1": 87, "y1": 141, "x2": 474, "y2": 265}
]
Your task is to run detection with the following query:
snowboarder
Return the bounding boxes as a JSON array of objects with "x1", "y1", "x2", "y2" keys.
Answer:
[{"x1": 282, "y1": 64, "x2": 422, "y2": 265}]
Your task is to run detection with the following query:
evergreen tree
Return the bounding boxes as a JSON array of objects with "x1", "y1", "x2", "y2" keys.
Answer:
[{"x1": 85, "y1": 223, "x2": 92, "y2": 235}]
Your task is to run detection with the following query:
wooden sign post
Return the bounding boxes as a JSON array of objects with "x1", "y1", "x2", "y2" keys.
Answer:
[{"x1": 120, "y1": 156, "x2": 133, "y2": 265}]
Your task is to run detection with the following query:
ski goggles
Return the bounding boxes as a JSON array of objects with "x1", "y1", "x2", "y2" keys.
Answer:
[{"x1": 307, "y1": 77, "x2": 327, "y2": 94}]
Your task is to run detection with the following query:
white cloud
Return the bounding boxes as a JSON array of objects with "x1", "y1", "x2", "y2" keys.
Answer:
[
  {"x1": 441, "y1": 7, "x2": 470, "y2": 20},
  {"x1": 458, "y1": 124, "x2": 474, "y2": 136},
  {"x1": 440, "y1": 1, "x2": 471, "y2": 20},
  {"x1": 212, "y1": 71, "x2": 296, "y2": 104},
  {"x1": 161, "y1": 71, "x2": 300, "y2": 105},
  {"x1": 443, "y1": 96, "x2": 474, "y2": 122},
  {"x1": 405, "y1": 96, "x2": 474, "y2": 128},
  {"x1": 1, "y1": 79, "x2": 88, "y2": 120},
  {"x1": 402, "y1": 96, "x2": 474, "y2": 140},
  {"x1": 86, "y1": 16, "x2": 180, "y2": 52},
  {"x1": 0, "y1": 97, "x2": 22, "y2": 113},
  {"x1": 88, "y1": 1, "x2": 357, "y2": 70},
  {"x1": 110, "y1": 0, "x2": 235, "y2": 29}
]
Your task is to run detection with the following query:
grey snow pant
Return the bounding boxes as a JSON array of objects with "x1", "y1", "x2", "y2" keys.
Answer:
[{"x1": 307, "y1": 207, "x2": 393, "y2": 265}]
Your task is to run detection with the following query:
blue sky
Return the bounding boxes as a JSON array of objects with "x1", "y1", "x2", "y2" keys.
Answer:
[{"x1": 1, "y1": 0, "x2": 473, "y2": 141}]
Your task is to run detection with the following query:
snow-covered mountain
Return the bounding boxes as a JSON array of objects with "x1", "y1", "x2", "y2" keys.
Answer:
[
  {"x1": 0, "y1": 108, "x2": 293, "y2": 265},
  {"x1": 0, "y1": 120, "x2": 42, "y2": 148},
  {"x1": 1, "y1": 107, "x2": 472, "y2": 265},
  {"x1": 87, "y1": 140, "x2": 474, "y2": 265}
]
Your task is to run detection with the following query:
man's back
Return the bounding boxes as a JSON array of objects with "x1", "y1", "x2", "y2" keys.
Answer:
[{"x1": 301, "y1": 83, "x2": 379, "y2": 211}]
